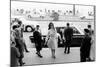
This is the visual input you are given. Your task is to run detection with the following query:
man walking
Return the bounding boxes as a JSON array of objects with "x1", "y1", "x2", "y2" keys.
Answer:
[
  {"x1": 33, "y1": 25, "x2": 43, "y2": 58},
  {"x1": 63, "y1": 23, "x2": 73, "y2": 54}
]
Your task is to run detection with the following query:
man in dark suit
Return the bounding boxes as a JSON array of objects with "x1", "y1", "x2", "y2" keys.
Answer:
[
  {"x1": 63, "y1": 23, "x2": 73, "y2": 54},
  {"x1": 80, "y1": 29, "x2": 91, "y2": 62},
  {"x1": 11, "y1": 42, "x2": 20, "y2": 67},
  {"x1": 33, "y1": 25, "x2": 43, "y2": 58}
]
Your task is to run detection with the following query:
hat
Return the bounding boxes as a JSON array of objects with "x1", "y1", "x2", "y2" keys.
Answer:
[{"x1": 84, "y1": 29, "x2": 89, "y2": 33}]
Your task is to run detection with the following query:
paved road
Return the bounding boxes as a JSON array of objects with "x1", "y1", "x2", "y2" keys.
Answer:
[
  {"x1": 23, "y1": 47, "x2": 80, "y2": 66},
  {"x1": 22, "y1": 32, "x2": 80, "y2": 66}
]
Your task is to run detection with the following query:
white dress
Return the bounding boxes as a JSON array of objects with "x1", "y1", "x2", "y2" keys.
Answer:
[
  {"x1": 46, "y1": 29, "x2": 58, "y2": 49},
  {"x1": 90, "y1": 34, "x2": 95, "y2": 60}
]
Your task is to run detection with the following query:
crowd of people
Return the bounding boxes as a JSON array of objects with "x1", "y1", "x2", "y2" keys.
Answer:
[
  {"x1": 10, "y1": 18, "x2": 95, "y2": 67},
  {"x1": 11, "y1": 18, "x2": 30, "y2": 67}
]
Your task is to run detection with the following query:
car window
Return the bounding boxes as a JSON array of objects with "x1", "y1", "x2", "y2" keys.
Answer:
[{"x1": 72, "y1": 27, "x2": 80, "y2": 34}]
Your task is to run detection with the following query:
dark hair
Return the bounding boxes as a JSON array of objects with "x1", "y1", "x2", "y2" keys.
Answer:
[
  {"x1": 18, "y1": 21, "x2": 22, "y2": 25},
  {"x1": 12, "y1": 25, "x2": 18, "y2": 30},
  {"x1": 36, "y1": 25, "x2": 40, "y2": 27},
  {"x1": 11, "y1": 41, "x2": 15, "y2": 45},
  {"x1": 67, "y1": 23, "x2": 70, "y2": 26},
  {"x1": 84, "y1": 29, "x2": 89, "y2": 33},
  {"x1": 88, "y1": 25, "x2": 91, "y2": 28},
  {"x1": 48, "y1": 22, "x2": 54, "y2": 30}
]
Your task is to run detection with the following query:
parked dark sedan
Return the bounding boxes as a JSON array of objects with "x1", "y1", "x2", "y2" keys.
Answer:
[{"x1": 29, "y1": 26, "x2": 85, "y2": 47}]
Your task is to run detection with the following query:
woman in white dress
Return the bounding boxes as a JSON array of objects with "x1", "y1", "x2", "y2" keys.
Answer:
[
  {"x1": 90, "y1": 31, "x2": 95, "y2": 61},
  {"x1": 46, "y1": 22, "x2": 58, "y2": 59}
]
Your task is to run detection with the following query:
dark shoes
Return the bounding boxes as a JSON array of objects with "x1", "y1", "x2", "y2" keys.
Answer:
[
  {"x1": 67, "y1": 52, "x2": 70, "y2": 54},
  {"x1": 38, "y1": 54, "x2": 43, "y2": 58},
  {"x1": 64, "y1": 51, "x2": 70, "y2": 54},
  {"x1": 64, "y1": 51, "x2": 66, "y2": 54},
  {"x1": 53, "y1": 56, "x2": 56, "y2": 59},
  {"x1": 20, "y1": 62, "x2": 25, "y2": 66},
  {"x1": 52, "y1": 55, "x2": 56, "y2": 59},
  {"x1": 87, "y1": 58, "x2": 92, "y2": 61},
  {"x1": 26, "y1": 50, "x2": 30, "y2": 53},
  {"x1": 36, "y1": 52, "x2": 43, "y2": 58}
]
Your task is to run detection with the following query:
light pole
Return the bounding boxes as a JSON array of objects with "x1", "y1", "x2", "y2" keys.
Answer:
[{"x1": 73, "y1": 4, "x2": 75, "y2": 16}]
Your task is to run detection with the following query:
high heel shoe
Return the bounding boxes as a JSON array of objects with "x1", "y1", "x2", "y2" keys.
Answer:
[{"x1": 52, "y1": 56, "x2": 56, "y2": 59}]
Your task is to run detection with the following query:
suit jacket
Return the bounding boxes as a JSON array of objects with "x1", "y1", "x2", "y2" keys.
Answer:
[
  {"x1": 64, "y1": 27, "x2": 73, "y2": 41},
  {"x1": 33, "y1": 30, "x2": 42, "y2": 44}
]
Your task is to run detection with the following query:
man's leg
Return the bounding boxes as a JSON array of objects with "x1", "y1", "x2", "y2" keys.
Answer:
[
  {"x1": 80, "y1": 53, "x2": 86, "y2": 62},
  {"x1": 67, "y1": 40, "x2": 71, "y2": 54},
  {"x1": 67, "y1": 42, "x2": 70, "y2": 54},
  {"x1": 88, "y1": 46, "x2": 91, "y2": 61},
  {"x1": 19, "y1": 50, "x2": 25, "y2": 66},
  {"x1": 67, "y1": 46, "x2": 70, "y2": 54},
  {"x1": 35, "y1": 43, "x2": 38, "y2": 54},
  {"x1": 64, "y1": 44, "x2": 67, "y2": 54},
  {"x1": 24, "y1": 43, "x2": 29, "y2": 52},
  {"x1": 37, "y1": 42, "x2": 43, "y2": 58},
  {"x1": 35, "y1": 43, "x2": 43, "y2": 58}
]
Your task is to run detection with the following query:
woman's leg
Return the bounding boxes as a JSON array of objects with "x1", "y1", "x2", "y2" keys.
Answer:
[
  {"x1": 24, "y1": 43, "x2": 29, "y2": 52},
  {"x1": 53, "y1": 49, "x2": 56, "y2": 58},
  {"x1": 51, "y1": 49, "x2": 53, "y2": 57},
  {"x1": 52, "y1": 49, "x2": 56, "y2": 58}
]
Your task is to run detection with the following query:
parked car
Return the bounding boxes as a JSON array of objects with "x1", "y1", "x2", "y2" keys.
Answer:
[
  {"x1": 24, "y1": 24, "x2": 35, "y2": 32},
  {"x1": 55, "y1": 26, "x2": 84, "y2": 47},
  {"x1": 29, "y1": 25, "x2": 85, "y2": 47}
]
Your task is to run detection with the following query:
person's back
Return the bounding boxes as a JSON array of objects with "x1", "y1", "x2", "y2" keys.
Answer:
[
  {"x1": 63, "y1": 23, "x2": 73, "y2": 54},
  {"x1": 64, "y1": 27, "x2": 73, "y2": 40},
  {"x1": 80, "y1": 29, "x2": 92, "y2": 62},
  {"x1": 11, "y1": 46, "x2": 20, "y2": 66}
]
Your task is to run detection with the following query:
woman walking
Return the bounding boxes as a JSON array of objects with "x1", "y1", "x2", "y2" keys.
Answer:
[{"x1": 45, "y1": 22, "x2": 58, "y2": 59}]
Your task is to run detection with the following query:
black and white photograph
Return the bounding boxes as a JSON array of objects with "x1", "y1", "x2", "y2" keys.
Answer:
[{"x1": 10, "y1": 0, "x2": 96, "y2": 67}]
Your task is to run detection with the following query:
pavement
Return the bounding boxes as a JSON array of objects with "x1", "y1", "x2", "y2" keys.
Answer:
[
  {"x1": 22, "y1": 32, "x2": 80, "y2": 66},
  {"x1": 23, "y1": 47, "x2": 80, "y2": 66}
]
